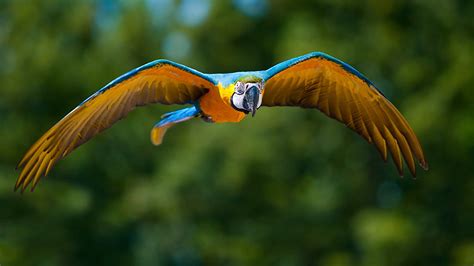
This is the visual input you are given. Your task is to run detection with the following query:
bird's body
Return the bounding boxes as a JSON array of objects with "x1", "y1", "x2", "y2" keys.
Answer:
[
  {"x1": 16, "y1": 52, "x2": 428, "y2": 192},
  {"x1": 198, "y1": 81, "x2": 246, "y2": 123}
]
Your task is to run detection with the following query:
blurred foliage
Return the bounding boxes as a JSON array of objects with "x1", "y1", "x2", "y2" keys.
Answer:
[{"x1": 0, "y1": 0, "x2": 473, "y2": 265}]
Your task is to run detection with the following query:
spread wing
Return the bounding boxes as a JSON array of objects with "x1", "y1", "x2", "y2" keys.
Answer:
[
  {"x1": 262, "y1": 52, "x2": 428, "y2": 176},
  {"x1": 16, "y1": 60, "x2": 217, "y2": 192}
]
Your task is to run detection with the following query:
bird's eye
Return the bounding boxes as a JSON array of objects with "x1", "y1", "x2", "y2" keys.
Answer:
[{"x1": 235, "y1": 83, "x2": 245, "y2": 95}]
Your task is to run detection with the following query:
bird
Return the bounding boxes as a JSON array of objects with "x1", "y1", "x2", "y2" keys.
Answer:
[{"x1": 15, "y1": 52, "x2": 428, "y2": 192}]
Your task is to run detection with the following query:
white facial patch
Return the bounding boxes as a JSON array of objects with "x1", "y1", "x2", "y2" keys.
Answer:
[
  {"x1": 231, "y1": 93, "x2": 246, "y2": 110},
  {"x1": 231, "y1": 82, "x2": 264, "y2": 112}
]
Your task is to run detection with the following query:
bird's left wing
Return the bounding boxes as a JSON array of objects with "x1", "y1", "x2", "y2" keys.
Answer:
[
  {"x1": 16, "y1": 60, "x2": 217, "y2": 191},
  {"x1": 262, "y1": 52, "x2": 427, "y2": 176}
]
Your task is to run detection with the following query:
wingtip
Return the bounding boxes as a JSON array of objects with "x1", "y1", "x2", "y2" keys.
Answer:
[
  {"x1": 378, "y1": 150, "x2": 388, "y2": 163},
  {"x1": 404, "y1": 163, "x2": 425, "y2": 179},
  {"x1": 395, "y1": 164, "x2": 404, "y2": 177},
  {"x1": 16, "y1": 183, "x2": 26, "y2": 194},
  {"x1": 15, "y1": 159, "x2": 24, "y2": 171},
  {"x1": 14, "y1": 177, "x2": 23, "y2": 192},
  {"x1": 420, "y1": 161, "x2": 429, "y2": 171},
  {"x1": 14, "y1": 173, "x2": 43, "y2": 193},
  {"x1": 15, "y1": 172, "x2": 33, "y2": 193},
  {"x1": 407, "y1": 165, "x2": 417, "y2": 178},
  {"x1": 395, "y1": 165, "x2": 404, "y2": 178},
  {"x1": 20, "y1": 181, "x2": 28, "y2": 193}
]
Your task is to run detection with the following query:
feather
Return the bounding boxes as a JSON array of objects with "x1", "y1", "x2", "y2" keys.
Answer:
[
  {"x1": 16, "y1": 61, "x2": 216, "y2": 191},
  {"x1": 151, "y1": 124, "x2": 172, "y2": 146},
  {"x1": 263, "y1": 53, "x2": 427, "y2": 177}
]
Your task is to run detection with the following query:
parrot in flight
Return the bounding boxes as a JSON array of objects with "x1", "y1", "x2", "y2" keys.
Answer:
[{"x1": 15, "y1": 52, "x2": 428, "y2": 192}]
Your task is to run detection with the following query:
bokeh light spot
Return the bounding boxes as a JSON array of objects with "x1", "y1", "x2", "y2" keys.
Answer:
[
  {"x1": 233, "y1": 0, "x2": 268, "y2": 18},
  {"x1": 95, "y1": 0, "x2": 120, "y2": 31},
  {"x1": 162, "y1": 31, "x2": 192, "y2": 60},
  {"x1": 146, "y1": 0, "x2": 174, "y2": 28},
  {"x1": 177, "y1": 0, "x2": 211, "y2": 26}
]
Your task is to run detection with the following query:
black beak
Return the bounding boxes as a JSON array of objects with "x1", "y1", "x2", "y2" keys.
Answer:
[{"x1": 244, "y1": 86, "x2": 260, "y2": 117}]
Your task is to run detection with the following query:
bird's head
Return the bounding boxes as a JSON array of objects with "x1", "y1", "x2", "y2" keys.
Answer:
[{"x1": 230, "y1": 77, "x2": 264, "y2": 117}]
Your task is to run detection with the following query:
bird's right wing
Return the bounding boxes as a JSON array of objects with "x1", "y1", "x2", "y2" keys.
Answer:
[{"x1": 16, "y1": 60, "x2": 217, "y2": 192}]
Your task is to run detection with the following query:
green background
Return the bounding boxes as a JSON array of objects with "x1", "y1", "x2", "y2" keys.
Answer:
[{"x1": 1, "y1": 0, "x2": 473, "y2": 265}]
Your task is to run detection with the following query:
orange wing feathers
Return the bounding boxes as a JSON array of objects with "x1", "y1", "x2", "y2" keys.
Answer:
[
  {"x1": 16, "y1": 53, "x2": 428, "y2": 191},
  {"x1": 263, "y1": 57, "x2": 428, "y2": 176},
  {"x1": 16, "y1": 63, "x2": 216, "y2": 192}
]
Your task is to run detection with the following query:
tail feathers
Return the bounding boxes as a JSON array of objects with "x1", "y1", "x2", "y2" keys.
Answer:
[
  {"x1": 151, "y1": 106, "x2": 200, "y2": 145},
  {"x1": 151, "y1": 124, "x2": 172, "y2": 146}
]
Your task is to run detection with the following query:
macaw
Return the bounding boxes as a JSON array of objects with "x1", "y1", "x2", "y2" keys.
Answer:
[{"x1": 15, "y1": 52, "x2": 428, "y2": 192}]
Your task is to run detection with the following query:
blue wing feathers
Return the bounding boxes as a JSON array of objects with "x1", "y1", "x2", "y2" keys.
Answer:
[
  {"x1": 80, "y1": 52, "x2": 382, "y2": 107},
  {"x1": 206, "y1": 52, "x2": 383, "y2": 96},
  {"x1": 265, "y1": 52, "x2": 384, "y2": 96},
  {"x1": 80, "y1": 60, "x2": 217, "y2": 106},
  {"x1": 156, "y1": 105, "x2": 200, "y2": 127}
]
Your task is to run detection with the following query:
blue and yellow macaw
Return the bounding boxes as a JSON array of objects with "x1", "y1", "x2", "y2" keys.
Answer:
[{"x1": 16, "y1": 52, "x2": 428, "y2": 192}]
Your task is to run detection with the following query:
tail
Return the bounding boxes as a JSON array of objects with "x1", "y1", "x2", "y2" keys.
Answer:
[{"x1": 150, "y1": 106, "x2": 200, "y2": 146}]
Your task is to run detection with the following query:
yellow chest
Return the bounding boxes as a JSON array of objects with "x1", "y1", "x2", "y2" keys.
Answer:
[{"x1": 199, "y1": 83, "x2": 246, "y2": 123}]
